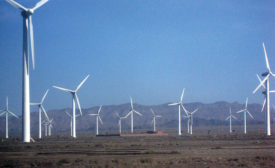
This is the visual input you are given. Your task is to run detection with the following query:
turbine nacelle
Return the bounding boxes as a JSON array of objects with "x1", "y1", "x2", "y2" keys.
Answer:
[{"x1": 261, "y1": 72, "x2": 269, "y2": 77}]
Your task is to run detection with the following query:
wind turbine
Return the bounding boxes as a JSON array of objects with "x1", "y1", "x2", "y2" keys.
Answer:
[
  {"x1": 88, "y1": 106, "x2": 103, "y2": 135},
  {"x1": 30, "y1": 89, "x2": 49, "y2": 139},
  {"x1": 168, "y1": 88, "x2": 188, "y2": 135},
  {"x1": 188, "y1": 108, "x2": 198, "y2": 135},
  {"x1": 150, "y1": 109, "x2": 162, "y2": 132},
  {"x1": 6, "y1": 0, "x2": 49, "y2": 143},
  {"x1": 47, "y1": 119, "x2": 53, "y2": 136},
  {"x1": 53, "y1": 75, "x2": 89, "y2": 138},
  {"x1": 225, "y1": 107, "x2": 237, "y2": 134},
  {"x1": 253, "y1": 44, "x2": 275, "y2": 136},
  {"x1": 0, "y1": 97, "x2": 19, "y2": 139},
  {"x1": 115, "y1": 113, "x2": 127, "y2": 134},
  {"x1": 236, "y1": 98, "x2": 254, "y2": 134},
  {"x1": 124, "y1": 97, "x2": 142, "y2": 134},
  {"x1": 65, "y1": 111, "x2": 80, "y2": 137},
  {"x1": 182, "y1": 108, "x2": 198, "y2": 135}
]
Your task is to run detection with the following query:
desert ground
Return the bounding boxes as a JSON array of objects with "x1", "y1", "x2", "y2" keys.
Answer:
[{"x1": 0, "y1": 125, "x2": 275, "y2": 168}]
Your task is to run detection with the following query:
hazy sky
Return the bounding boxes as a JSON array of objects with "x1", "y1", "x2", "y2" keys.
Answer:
[{"x1": 0, "y1": 0, "x2": 274, "y2": 115}]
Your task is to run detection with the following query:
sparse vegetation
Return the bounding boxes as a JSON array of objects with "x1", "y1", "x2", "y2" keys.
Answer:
[{"x1": 0, "y1": 132, "x2": 274, "y2": 168}]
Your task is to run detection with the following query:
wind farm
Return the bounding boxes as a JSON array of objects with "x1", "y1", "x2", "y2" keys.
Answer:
[{"x1": 0, "y1": 0, "x2": 275, "y2": 167}]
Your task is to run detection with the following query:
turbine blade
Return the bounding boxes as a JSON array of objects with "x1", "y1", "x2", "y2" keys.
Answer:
[
  {"x1": 115, "y1": 112, "x2": 120, "y2": 118},
  {"x1": 245, "y1": 98, "x2": 248, "y2": 109},
  {"x1": 233, "y1": 115, "x2": 237, "y2": 119},
  {"x1": 181, "y1": 104, "x2": 189, "y2": 116},
  {"x1": 32, "y1": 0, "x2": 48, "y2": 11},
  {"x1": 247, "y1": 110, "x2": 254, "y2": 119},
  {"x1": 8, "y1": 111, "x2": 19, "y2": 119},
  {"x1": 41, "y1": 89, "x2": 49, "y2": 104},
  {"x1": 6, "y1": 0, "x2": 27, "y2": 11},
  {"x1": 41, "y1": 106, "x2": 49, "y2": 121},
  {"x1": 75, "y1": 94, "x2": 82, "y2": 116},
  {"x1": 53, "y1": 86, "x2": 73, "y2": 92},
  {"x1": 76, "y1": 75, "x2": 90, "y2": 91},
  {"x1": 156, "y1": 115, "x2": 162, "y2": 118},
  {"x1": 236, "y1": 109, "x2": 245, "y2": 113},
  {"x1": 225, "y1": 116, "x2": 230, "y2": 120},
  {"x1": 191, "y1": 108, "x2": 199, "y2": 114},
  {"x1": 124, "y1": 111, "x2": 131, "y2": 118},
  {"x1": 270, "y1": 90, "x2": 275, "y2": 93},
  {"x1": 130, "y1": 97, "x2": 133, "y2": 109},
  {"x1": 256, "y1": 74, "x2": 266, "y2": 89},
  {"x1": 99, "y1": 116, "x2": 103, "y2": 125},
  {"x1": 253, "y1": 75, "x2": 269, "y2": 94},
  {"x1": 134, "y1": 110, "x2": 142, "y2": 116},
  {"x1": 98, "y1": 105, "x2": 102, "y2": 114},
  {"x1": 168, "y1": 102, "x2": 179, "y2": 106},
  {"x1": 180, "y1": 88, "x2": 185, "y2": 102},
  {"x1": 88, "y1": 114, "x2": 98, "y2": 116},
  {"x1": 29, "y1": 15, "x2": 35, "y2": 70},
  {"x1": 65, "y1": 111, "x2": 72, "y2": 118},
  {"x1": 263, "y1": 43, "x2": 271, "y2": 72},
  {"x1": 261, "y1": 98, "x2": 266, "y2": 112},
  {"x1": 0, "y1": 111, "x2": 6, "y2": 117},
  {"x1": 150, "y1": 108, "x2": 155, "y2": 116},
  {"x1": 30, "y1": 103, "x2": 40, "y2": 106}
]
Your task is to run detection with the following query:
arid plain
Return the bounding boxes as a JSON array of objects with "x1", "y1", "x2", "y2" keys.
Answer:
[{"x1": 0, "y1": 125, "x2": 275, "y2": 168}]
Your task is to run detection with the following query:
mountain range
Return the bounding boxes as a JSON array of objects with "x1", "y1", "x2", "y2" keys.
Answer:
[{"x1": 0, "y1": 101, "x2": 274, "y2": 136}]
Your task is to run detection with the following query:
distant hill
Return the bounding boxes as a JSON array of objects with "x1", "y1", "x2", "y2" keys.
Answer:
[{"x1": 0, "y1": 101, "x2": 274, "y2": 136}]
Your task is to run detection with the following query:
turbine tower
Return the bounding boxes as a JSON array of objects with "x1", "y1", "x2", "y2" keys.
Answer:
[
  {"x1": 88, "y1": 106, "x2": 103, "y2": 135},
  {"x1": 6, "y1": 0, "x2": 49, "y2": 143},
  {"x1": 42, "y1": 120, "x2": 48, "y2": 136},
  {"x1": 30, "y1": 89, "x2": 49, "y2": 139},
  {"x1": 225, "y1": 107, "x2": 237, "y2": 134},
  {"x1": 65, "y1": 111, "x2": 80, "y2": 137},
  {"x1": 236, "y1": 98, "x2": 254, "y2": 134},
  {"x1": 47, "y1": 119, "x2": 53, "y2": 136},
  {"x1": 53, "y1": 75, "x2": 89, "y2": 138},
  {"x1": 150, "y1": 108, "x2": 162, "y2": 132},
  {"x1": 0, "y1": 97, "x2": 19, "y2": 139},
  {"x1": 116, "y1": 113, "x2": 126, "y2": 134},
  {"x1": 124, "y1": 97, "x2": 142, "y2": 134},
  {"x1": 253, "y1": 43, "x2": 275, "y2": 136},
  {"x1": 168, "y1": 88, "x2": 188, "y2": 135}
]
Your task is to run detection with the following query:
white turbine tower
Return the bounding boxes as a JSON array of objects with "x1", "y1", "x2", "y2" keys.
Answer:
[
  {"x1": 6, "y1": 0, "x2": 49, "y2": 143},
  {"x1": 124, "y1": 97, "x2": 142, "y2": 134},
  {"x1": 88, "y1": 106, "x2": 103, "y2": 135},
  {"x1": 168, "y1": 89, "x2": 188, "y2": 135},
  {"x1": 236, "y1": 98, "x2": 254, "y2": 134},
  {"x1": 53, "y1": 75, "x2": 89, "y2": 138},
  {"x1": 225, "y1": 107, "x2": 237, "y2": 134},
  {"x1": 116, "y1": 113, "x2": 126, "y2": 134},
  {"x1": 47, "y1": 119, "x2": 53, "y2": 136},
  {"x1": 30, "y1": 89, "x2": 49, "y2": 139},
  {"x1": 65, "y1": 111, "x2": 80, "y2": 137},
  {"x1": 253, "y1": 43, "x2": 275, "y2": 136},
  {"x1": 150, "y1": 109, "x2": 162, "y2": 132},
  {"x1": 0, "y1": 97, "x2": 19, "y2": 139},
  {"x1": 42, "y1": 120, "x2": 48, "y2": 136}
]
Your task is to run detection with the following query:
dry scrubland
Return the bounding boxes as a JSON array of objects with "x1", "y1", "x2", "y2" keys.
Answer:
[{"x1": 0, "y1": 126, "x2": 275, "y2": 168}]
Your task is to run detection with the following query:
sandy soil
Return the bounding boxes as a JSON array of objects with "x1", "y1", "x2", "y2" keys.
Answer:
[{"x1": 0, "y1": 133, "x2": 275, "y2": 168}]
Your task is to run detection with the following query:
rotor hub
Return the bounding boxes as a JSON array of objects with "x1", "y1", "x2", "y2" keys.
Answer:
[{"x1": 261, "y1": 72, "x2": 269, "y2": 77}]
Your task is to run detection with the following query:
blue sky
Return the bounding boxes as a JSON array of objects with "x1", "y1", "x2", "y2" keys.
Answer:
[{"x1": 0, "y1": 0, "x2": 274, "y2": 115}]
